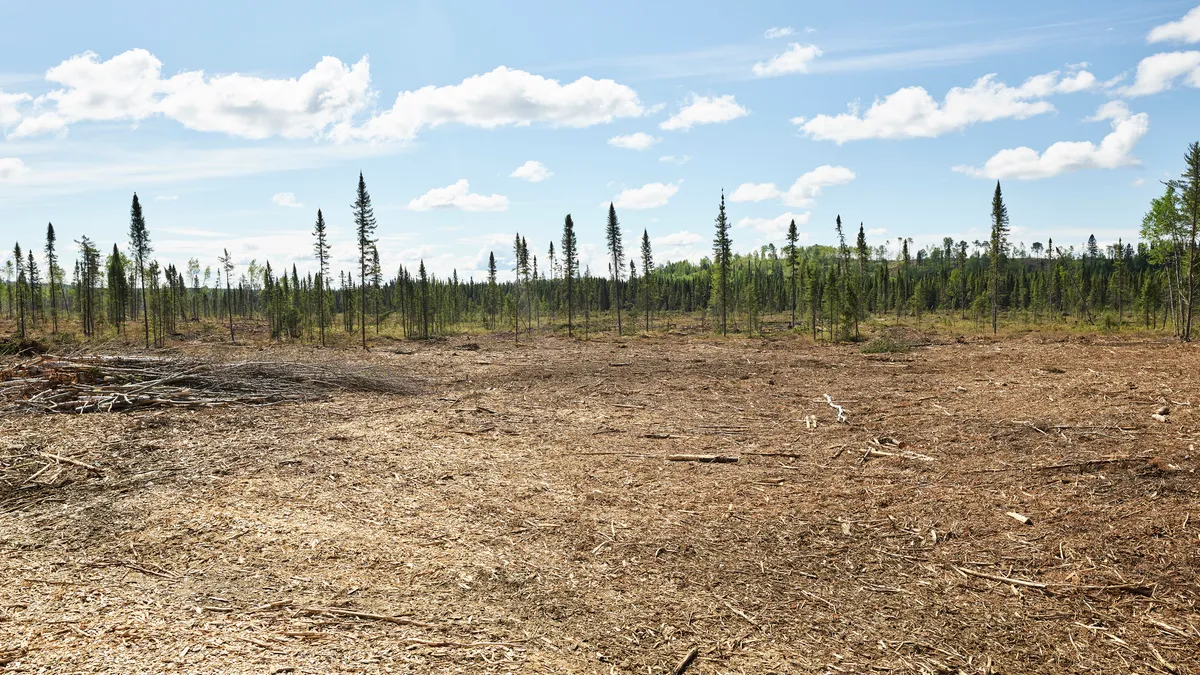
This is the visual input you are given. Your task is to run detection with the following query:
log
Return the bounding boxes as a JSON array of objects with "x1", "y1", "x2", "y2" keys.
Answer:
[
  {"x1": 671, "y1": 647, "x2": 700, "y2": 675},
  {"x1": 1006, "y1": 511, "x2": 1032, "y2": 525},
  {"x1": 666, "y1": 454, "x2": 738, "y2": 464}
]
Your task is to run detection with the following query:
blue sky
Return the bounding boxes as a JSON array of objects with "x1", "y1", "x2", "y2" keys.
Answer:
[{"x1": 2, "y1": 0, "x2": 1200, "y2": 281}]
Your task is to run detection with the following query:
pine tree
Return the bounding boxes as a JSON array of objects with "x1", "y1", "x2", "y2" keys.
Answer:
[
  {"x1": 487, "y1": 251, "x2": 498, "y2": 329},
  {"x1": 45, "y1": 223, "x2": 59, "y2": 333},
  {"x1": 561, "y1": 214, "x2": 578, "y2": 336},
  {"x1": 128, "y1": 193, "x2": 152, "y2": 348},
  {"x1": 77, "y1": 236, "x2": 100, "y2": 337},
  {"x1": 786, "y1": 219, "x2": 800, "y2": 328},
  {"x1": 640, "y1": 229, "x2": 653, "y2": 332},
  {"x1": 1169, "y1": 141, "x2": 1200, "y2": 341},
  {"x1": 606, "y1": 203, "x2": 625, "y2": 335},
  {"x1": 106, "y1": 244, "x2": 127, "y2": 335},
  {"x1": 352, "y1": 173, "x2": 378, "y2": 348},
  {"x1": 712, "y1": 191, "x2": 732, "y2": 335},
  {"x1": 12, "y1": 243, "x2": 25, "y2": 338},
  {"x1": 312, "y1": 208, "x2": 330, "y2": 346},
  {"x1": 219, "y1": 248, "x2": 235, "y2": 343},
  {"x1": 418, "y1": 259, "x2": 430, "y2": 339},
  {"x1": 989, "y1": 181, "x2": 1009, "y2": 335}
]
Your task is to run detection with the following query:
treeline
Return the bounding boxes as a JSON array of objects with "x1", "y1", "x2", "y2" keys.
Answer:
[{"x1": 4, "y1": 142, "x2": 1200, "y2": 347}]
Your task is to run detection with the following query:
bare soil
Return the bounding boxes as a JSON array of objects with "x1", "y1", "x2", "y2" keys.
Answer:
[{"x1": 1, "y1": 331, "x2": 1198, "y2": 673}]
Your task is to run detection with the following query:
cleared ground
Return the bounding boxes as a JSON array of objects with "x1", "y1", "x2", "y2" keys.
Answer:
[{"x1": 1, "y1": 330, "x2": 1198, "y2": 673}]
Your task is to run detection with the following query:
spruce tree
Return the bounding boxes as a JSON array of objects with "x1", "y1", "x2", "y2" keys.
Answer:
[
  {"x1": 786, "y1": 219, "x2": 800, "y2": 328},
  {"x1": 219, "y1": 248, "x2": 235, "y2": 343},
  {"x1": 606, "y1": 203, "x2": 625, "y2": 335},
  {"x1": 353, "y1": 172, "x2": 377, "y2": 348},
  {"x1": 13, "y1": 243, "x2": 25, "y2": 338},
  {"x1": 487, "y1": 251, "x2": 498, "y2": 329},
  {"x1": 712, "y1": 191, "x2": 732, "y2": 335},
  {"x1": 312, "y1": 208, "x2": 330, "y2": 346},
  {"x1": 561, "y1": 214, "x2": 578, "y2": 336},
  {"x1": 989, "y1": 181, "x2": 1009, "y2": 335},
  {"x1": 640, "y1": 229, "x2": 653, "y2": 332},
  {"x1": 128, "y1": 193, "x2": 152, "y2": 348},
  {"x1": 418, "y1": 259, "x2": 430, "y2": 339},
  {"x1": 1169, "y1": 141, "x2": 1200, "y2": 341},
  {"x1": 45, "y1": 223, "x2": 58, "y2": 333}
]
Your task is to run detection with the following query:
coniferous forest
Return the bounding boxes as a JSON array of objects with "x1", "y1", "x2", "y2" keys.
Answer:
[{"x1": 5, "y1": 142, "x2": 1200, "y2": 348}]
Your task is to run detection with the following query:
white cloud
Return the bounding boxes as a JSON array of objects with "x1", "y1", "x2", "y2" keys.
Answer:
[
  {"x1": 784, "y1": 165, "x2": 856, "y2": 207},
  {"x1": 764, "y1": 27, "x2": 794, "y2": 39},
  {"x1": 658, "y1": 154, "x2": 691, "y2": 164},
  {"x1": 611, "y1": 181, "x2": 680, "y2": 209},
  {"x1": 9, "y1": 49, "x2": 373, "y2": 140},
  {"x1": 953, "y1": 106, "x2": 1149, "y2": 180},
  {"x1": 729, "y1": 182, "x2": 780, "y2": 202},
  {"x1": 729, "y1": 166, "x2": 855, "y2": 207},
  {"x1": 1122, "y1": 51, "x2": 1200, "y2": 96},
  {"x1": 736, "y1": 212, "x2": 811, "y2": 240},
  {"x1": 0, "y1": 158, "x2": 29, "y2": 181},
  {"x1": 804, "y1": 26, "x2": 817, "y2": 33},
  {"x1": 608, "y1": 131, "x2": 660, "y2": 150},
  {"x1": 342, "y1": 66, "x2": 644, "y2": 141},
  {"x1": 1148, "y1": 5, "x2": 1200, "y2": 43},
  {"x1": 509, "y1": 160, "x2": 551, "y2": 182},
  {"x1": 752, "y1": 43, "x2": 823, "y2": 77},
  {"x1": 1133, "y1": 177, "x2": 1146, "y2": 186},
  {"x1": 408, "y1": 179, "x2": 508, "y2": 212},
  {"x1": 660, "y1": 94, "x2": 748, "y2": 131},
  {"x1": 867, "y1": 227, "x2": 888, "y2": 236},
  {"x1": 272, "y1": 192, "x2": 303, "y2": 208},
  {"x1": 652, "y1": 231, "x2": 703, "y2": 247},
  {"x1": 794, "y1": 70, "x2": 1097, "y2": 143},
  {"x1": 0, "y1": 91, "x2": 30, "y2": 128},
  {"x1": 1084, "y1": 100, "x2": 1131, "y2": 122}
]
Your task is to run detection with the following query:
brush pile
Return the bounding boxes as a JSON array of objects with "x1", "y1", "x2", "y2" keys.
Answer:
[{"x1": 0, "y1": 354, "x2": 414, "y2": 413}]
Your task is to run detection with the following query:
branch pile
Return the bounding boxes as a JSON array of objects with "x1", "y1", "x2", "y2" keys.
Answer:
[{"x1": 0, "y1": 354, "x2": 416, "y2": 414}]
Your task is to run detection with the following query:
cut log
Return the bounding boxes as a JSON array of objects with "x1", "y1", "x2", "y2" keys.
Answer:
[
  {"x1": 1006, "y1": 511, "x2": 1033, "y2": 525},
  {"x1": 666, "y1": 454, "x2": 738, "y2": 464},
  {"x1": 671, "y1": 647, "x2": 700, "y2": 675}
]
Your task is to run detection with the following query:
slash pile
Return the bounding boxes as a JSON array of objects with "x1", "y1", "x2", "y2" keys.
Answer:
[{"x1": 0, "y1": 354, "x2": 414, "y2": 413}]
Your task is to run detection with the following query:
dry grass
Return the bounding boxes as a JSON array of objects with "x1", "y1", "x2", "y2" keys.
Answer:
[{"x1": 1, "y1": 330, "x2": 1198, "y2": 673}]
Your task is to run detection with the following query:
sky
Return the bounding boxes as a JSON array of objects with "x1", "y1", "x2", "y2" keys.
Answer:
[{"x1": 2, "y1": 0, "x2": 1200, "y2": 282}]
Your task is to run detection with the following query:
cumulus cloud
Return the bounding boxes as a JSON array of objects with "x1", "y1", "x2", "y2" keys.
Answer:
[
  {"x1": 867, "y1": 227, "x2": 887, "y2": 236},
  {"x1": 752, "y1": 43, "x2": 823, "y2": 77},
  {"x1": 729, "y1": 182, "x2": 781, "y2": 202},
  {"x1": 651, "y1": 230, "x2": 707, "y2": 263},
  {"x1": 736, "y1": 212, "x2": 811, "y2": 240},
  {"x1": 9, "y1": 49, "x2": 373, "y2": 139},
  {"x1": 953, "y1": 105, "x2": 1149, "y2": 180},
  {"x1": 1148, "y1": 5, "x2": 1200, "y2": 43},
  {"x1": 660, "y1": 94, "x2": 748, "y2": 131},
  {"x1": 652, "y1": 231, "x2": 703, "y2": 247},
  {"x1": 509, "y1": 160, "x2": 551, "y2": 182},
  {"x1": 793, "y1": 70, "x2": 1098, "y2": 143},
  {"x1": 408, "y1": 179, "x2": 508, "y2": 212},
  {"x1": 611, "y1": 181, "x2": 680, "y2": 209},
  {"x1": 608, "y1": 132, "x2": 660, "y2": 150},
  {"x1": 658, "y1": 154, "x2": 691, "y2": 164},
  {"x1": 764, "y1": 27, "x2": 794, "y2": 39},
  {"x1": 730, "y1": 166, "x2": 856, "y2": 207},
  {"x1": 272, "y1": 192, "x2": 303, "y2": 207},
  {"x1": 343, "y1": 66, "x2": 644, "y2": 141},
  {"x1": 0, "y1": 158, "x2": 30, "y2": 181},
  {"x1": 0, "y1": 91, "x2": 30, "y2": 128},
  {"x1": 1122, "y1": 51, "x2": 1200, "y2": 96}
]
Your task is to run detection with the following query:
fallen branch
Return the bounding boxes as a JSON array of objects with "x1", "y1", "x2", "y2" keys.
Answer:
[
  {"x1": 671, "y1": 647, "x2": 700, "y2": 675},
  {"x1": 824, "y1": 394, "x2": 847, "y2": 424},
  {"x1": 40, "y1": 452, "x2": 103, "y2": 473},
  {"x1": 666, "y1": 454, "x2": 738, "y2": 464},
  {"x1": 294, "y1": 606, "x2": 435, "y2": 628},
  {"x1": 954, "y1": 566, "x2": 1153, "y2": 595}
]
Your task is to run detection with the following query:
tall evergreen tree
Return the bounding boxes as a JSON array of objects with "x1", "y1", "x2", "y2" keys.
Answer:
[
  {"x1": 312, "y1": 208, "x2": 330, "y2": 346},
  {"x1": 12, "y1": 243, "x2": 25, "y2": 338},
  {"x1": 1169, "y1": 141, "x2": 1200, "y2": 341},
  {"x1": 219, "y1": 248, "x2": 235, "y2": 343},
  {"x1": 712, "y1": 191, "x2": 732, "y2": 335},
  {"x1": 128, "y1": 193, "x2": 152, "y2": 348},
  {"x1": 561, "y1": 214, "x2": 578, "y2": 336},
  {"x1": 989, "y1": 181, "x2": 1010, "y2": 335},
  {"x1": 785, "y1": 219, "x2": 800, "y2": 328},
  {"x1": 640, "y1": 229, "x2": 654, "y2": 332},
  {"x1": 44, "y1": 223, "x2": 59, "y2": 333},
  {"x1": 606, "y1": 203, "x2": 625, "y2": 335},
  {"x1": 353, "y1": 172, "x2": 377, "y2": 348},
  {"x1": 487, "y1": 251, "x2": 498, "y2": 329},
  {"x1": 106, "y1": 244, "x2": 127, "y2": 335}
]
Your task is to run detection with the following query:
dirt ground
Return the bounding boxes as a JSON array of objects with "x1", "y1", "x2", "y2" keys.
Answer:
[{"x1": 1, "y1": 330, "x2": 1198, "y2": 674}]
